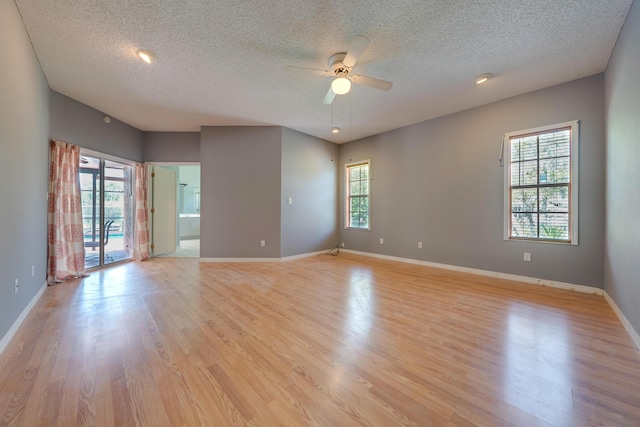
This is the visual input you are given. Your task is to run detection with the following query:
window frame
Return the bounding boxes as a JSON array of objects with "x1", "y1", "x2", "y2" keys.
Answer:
[
  {"x1": 345, "y1": 159, "x2": 372, "y2": 231},
  {"x1": 503, "y1": 120, "x2": 579, "y2": 245}
]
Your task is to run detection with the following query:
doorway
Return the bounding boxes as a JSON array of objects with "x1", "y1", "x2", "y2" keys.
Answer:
[
  {"x1": 149, "y1": 164, "x2": 200, "y2": 258},
  {"x1": 80, "y1": 154, "x2": 134, "y2": 268}
]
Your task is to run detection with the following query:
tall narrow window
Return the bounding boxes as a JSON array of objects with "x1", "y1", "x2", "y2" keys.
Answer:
[
  {"x1": 346, "y1": 160, "x2": 371, "y2": 230},
  {"x1": 504, "y1": 121, "x2": 578, "y2": 244}
]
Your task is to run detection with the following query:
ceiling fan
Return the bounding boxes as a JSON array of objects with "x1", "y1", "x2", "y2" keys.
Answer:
[{"x1": 287, "y1": 36, "x2": 393, "y2": 105}]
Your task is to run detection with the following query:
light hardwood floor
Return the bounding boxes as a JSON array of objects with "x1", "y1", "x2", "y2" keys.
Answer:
[{"x1": 1, "y1": 253, "x2": 639, "y2": 426}]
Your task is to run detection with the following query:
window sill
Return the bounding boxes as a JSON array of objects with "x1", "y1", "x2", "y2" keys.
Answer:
[{"x1": 506, "y1": 237, "x2": 577, "y2": 246}]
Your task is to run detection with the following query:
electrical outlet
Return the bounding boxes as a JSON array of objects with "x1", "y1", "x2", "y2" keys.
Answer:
[
  {"x1": 379, "y1": 238, "x2": 384, "y2": 245},
  {"x1": 341, "y1": 242, "x2": 345, "y2": 248},
  {"x1": 287, "y1": 197, "x2": 293, "y2": 205},
  {"x1": 32, "y1": 265, "x2": 35, "y2": 277},
  {"x1": 260, "y1": 240, "x2": 266, "y2": 247},
  {"x1": 524, "y1": 252, "x2": 531, "y2": 262},
  {"x1": 14, "y1": 279, "x2": 19, "y2": 294},
  {"x1": 418, "y1": 242, "x2": 423, "y2": 249}
]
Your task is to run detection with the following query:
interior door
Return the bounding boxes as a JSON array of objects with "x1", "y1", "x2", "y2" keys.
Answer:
[{"x1": 151, "y1": 166, "x2": 177, "y2": 256}]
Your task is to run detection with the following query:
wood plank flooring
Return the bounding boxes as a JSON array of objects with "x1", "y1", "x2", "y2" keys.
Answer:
[{"x1": 1, "y1": 253, "x2": 639, "y2": 426}]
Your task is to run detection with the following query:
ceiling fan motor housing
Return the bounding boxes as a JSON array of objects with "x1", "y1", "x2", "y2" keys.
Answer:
[{"x1": 329, "y1": 53, "x2": 350, "y2": 76}]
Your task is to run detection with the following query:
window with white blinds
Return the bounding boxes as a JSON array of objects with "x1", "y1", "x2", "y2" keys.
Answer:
[
  {"x1": 345, "y1": 160, "x2": 371, "y2": 230},
  {"x1": 504, "y1": 121, "x2": 579, "y2": 244}
]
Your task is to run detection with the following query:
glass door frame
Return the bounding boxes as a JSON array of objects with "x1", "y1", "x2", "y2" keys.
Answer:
[{"x1": 80, "y1": 149, "x2": 134, "y2": 269}]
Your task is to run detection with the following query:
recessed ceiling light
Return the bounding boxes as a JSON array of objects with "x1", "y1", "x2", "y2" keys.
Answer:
[
  {"x1": 136, "y1": 50, "x2": 157, "y2": 64},
  {"x1": 331, "y1": 127, "x2": 340, "y2": 134},
  {"x1": 475, "y1": 73, "x2": 492, "y2": 85}
]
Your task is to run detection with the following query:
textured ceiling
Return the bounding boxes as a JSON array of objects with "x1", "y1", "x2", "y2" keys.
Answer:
[{"x1": 15, "y1": 0, "x2": 633, "y2": 143}]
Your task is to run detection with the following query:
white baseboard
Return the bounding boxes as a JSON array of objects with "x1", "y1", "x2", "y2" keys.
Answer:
[
  {"x1": 0, "y1": 281, "x2": 47, "y2": 356},
  {"x1": 604, "y1": 291, "x2": 640, "y2": 352},
  {"x1": 341, "y1": 249, "x2": 603, "y2": 295},
  {"x1": 199, "y1": 250, "x2": 328, "y2": 263}
]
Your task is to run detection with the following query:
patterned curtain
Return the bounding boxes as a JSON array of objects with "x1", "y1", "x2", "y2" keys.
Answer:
[
  {"x1": 132, "y1": 163, "x2": 150, "y2": 261},
  {"x1": 47, "y1": 140, "x2": 85, "y2": 283}
]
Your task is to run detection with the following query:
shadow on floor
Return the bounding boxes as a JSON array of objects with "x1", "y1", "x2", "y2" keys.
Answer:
[{"x1": 156, "y1": 239, "x2": 200, "y2": 258}]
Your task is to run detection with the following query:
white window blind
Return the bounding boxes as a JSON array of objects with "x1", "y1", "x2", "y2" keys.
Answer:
[{"x1": 504, "y1": 121, "x2": 579, "y2": 244}]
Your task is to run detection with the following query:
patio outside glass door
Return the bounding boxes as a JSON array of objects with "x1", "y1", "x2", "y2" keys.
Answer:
[{"x1": 80, "y1": 154, "x2": 133, "y2": 269}]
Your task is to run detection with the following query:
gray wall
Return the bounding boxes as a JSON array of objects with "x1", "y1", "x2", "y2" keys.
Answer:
[
  {"x1": 281, "y1": 128, "x2": 338, "y2": 257},
  {"x1": 50, "y1": 91, "x2": 143, "y2": 162},
  {"x1": 604, "y1": 0, "x2": 640, "y2": 333},
  {"x1": 0, "y1": 0, "x2": 50, "y2": 340},
  {"x1": 339, "y1": 75, "x2": 605, "y2": 288},
  {"x1": 200, "y1": 127, "x2": 282, "y2": 258},
  {"x1": 143, "y1": 131, "x2": 200, "y2": 162}
]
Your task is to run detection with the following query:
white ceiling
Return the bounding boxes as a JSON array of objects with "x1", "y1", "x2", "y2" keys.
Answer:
[{"x1": 15, "y1": 0, "x2": 633, "y2": 143}]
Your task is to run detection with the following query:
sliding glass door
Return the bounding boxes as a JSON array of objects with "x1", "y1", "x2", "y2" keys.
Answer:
[
  {"x1": 80, "y1": 156, "x2": 101, "y2": 268},
  {"x1": 80, "y1": 154, "x2": 133, "y2": 269}
]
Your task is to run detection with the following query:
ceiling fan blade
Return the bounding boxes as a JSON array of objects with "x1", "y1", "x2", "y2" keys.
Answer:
[
  {"x1": 323, "y1": 88, "x2": 336, "y2": 105},
  {"x1": 352, "y1": 74, "x2": 393, "y2": 91},
  {"x1": 286, "y1": 66, "x2": 332, "y2": 76},
  {"x1": 343, "y1": 35, "x2": 370, "y2": 68}
]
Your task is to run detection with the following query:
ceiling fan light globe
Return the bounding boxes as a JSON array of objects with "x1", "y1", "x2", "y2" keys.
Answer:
[{"x1": 331, "y1": 77, "x2": 351, "y2": 95}]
